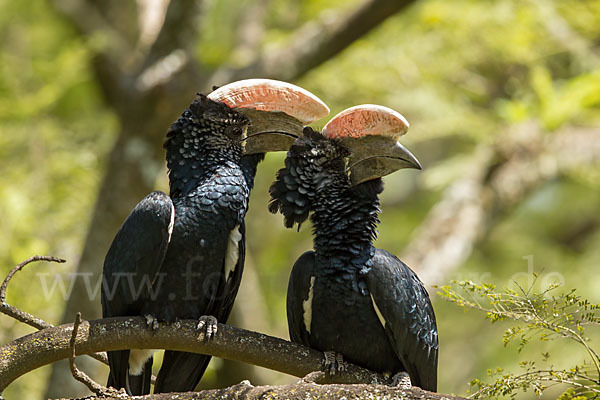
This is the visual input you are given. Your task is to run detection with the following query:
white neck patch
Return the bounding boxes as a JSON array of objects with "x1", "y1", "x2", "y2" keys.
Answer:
[
  {"x1": 370, "y1": 293, "x2": 386, "y2": 329},
  {"x1": 224, "y1": 225, "x2": 242, "y2": 279},
  {"x1": 303, "y1": 276, "x2": 316, "y2": 334}
]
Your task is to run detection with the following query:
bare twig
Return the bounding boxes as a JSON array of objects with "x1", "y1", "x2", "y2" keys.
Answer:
[
  {"x1": 1, "y1": 255, "x2": 65, "y2": 304},
  {"x1": 0, "y1": 256, "x2": 66, "y2": 330},
  {"x1": 68, "y1": 312, "x2": 118, "y2": 396},
  {"x1": 0, "y1": 256, "x2": 110, "y2": 365},
  {"x1": 1, "y1": 256, "x2": 161, "y2": 388}
]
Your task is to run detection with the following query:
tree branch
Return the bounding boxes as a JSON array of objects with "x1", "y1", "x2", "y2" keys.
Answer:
[
  {"x1": 135, "y1": 0, "x2": 208, "y2": 91},
  {"x1": 0, "y1": 256, "x2": 169, "y2": 392},
  {"x1": 0, "y1": 317, "x2": 393, "y2": 391},
  {"x1": 82, "y1": 380, "x2": 464, "y2": 400},
  {"x1": 137, "y1": 0, "x2": 202, "y2": 71},
  {"x1": 51, "y1": 0, "x2": 132, "y2": 61},
  {"x1": 231, "y1": 0, "x2": 271, "y2": 65},
  {"x1": 208, "y1": 0, "x2": 419, "y2": 84},
  {"x1": 0, "y1": 317, "x2": 465, "y2": 399},
  {"x1": 1, "y1": 257, "x2": 463, "y2": 400}
]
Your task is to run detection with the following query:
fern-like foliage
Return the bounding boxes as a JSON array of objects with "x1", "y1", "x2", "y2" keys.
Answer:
[{"x1": 436, "y1": 278, "x2": 600, "y2": 399}]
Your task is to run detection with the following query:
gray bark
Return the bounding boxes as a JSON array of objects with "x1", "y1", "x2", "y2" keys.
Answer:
[
  {"x1": 0, "y1": 317, "x2": 464, "y2": 400},
  {"x1": 61, "y1": 381, "x2": 465, "y2": 400}
]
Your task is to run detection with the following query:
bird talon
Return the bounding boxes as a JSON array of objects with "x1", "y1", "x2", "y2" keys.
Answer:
[
  {"x1": 196, "y1": 315, "x2": 218, "y2": 340},
  {"x1": 391, "y1": 371, "x2": 412, "y2": 389},
  {"x1": 144, "y1": 314, "x2": 159, "y2": 331},
  {"x1": 336, "y1": 353, "x2": 346, "y2": 372},
  {"x1": 323, "y1": 351, "x2": 344, "y2": 376}
]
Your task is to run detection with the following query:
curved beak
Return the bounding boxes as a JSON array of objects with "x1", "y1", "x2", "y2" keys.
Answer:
[
  {"x1": 339, "y1": 135, "x2": 421, "y2": 186},
  {"x1": 236, "y1": 108, "x2": 304, "y2": 154}
]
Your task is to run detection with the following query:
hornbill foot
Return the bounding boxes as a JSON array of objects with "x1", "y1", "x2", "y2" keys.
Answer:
[
  {"x1": 323, "y1": 351, "x2": 346, "y2": 375},
  {"x1": 196, "y1": 315, "x2": 218, "y2": 340},
  {"x1": 391, "y1": 371, "x2": 412, "y2": 389},
  {"x1": 144, "y1": 314, "x2": 159, "y2": 331}
]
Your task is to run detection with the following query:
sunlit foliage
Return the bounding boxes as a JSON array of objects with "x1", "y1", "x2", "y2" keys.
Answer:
[{"x1": 438, "y1": 279, "x2": 600, "y2": 398}]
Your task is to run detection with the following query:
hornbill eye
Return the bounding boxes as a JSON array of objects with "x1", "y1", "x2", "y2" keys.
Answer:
[{"x1": 225, "y1": 124, "x2": 245, "y2": 140}]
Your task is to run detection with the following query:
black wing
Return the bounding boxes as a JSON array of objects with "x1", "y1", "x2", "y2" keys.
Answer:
[
  {"x1": 366, "y1": 249, "x2": 438, "y2": 391},
  {"x1": 154, "y1": 223, "x2": 247, "y2": 393},
  {"x1": 101, "y1": 191, "x2": 174, "y2": 394},
  {"x1": 286, "y1": 251, "x2": 316, "y2": 345}
]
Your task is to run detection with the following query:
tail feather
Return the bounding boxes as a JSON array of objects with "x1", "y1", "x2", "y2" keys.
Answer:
[
  {"x1": 107, "y1": 350, "x2": 152, "y2": 395},
  {"x1": 126, "y1": 357, "x2": 153, "y2": 395},
  {"x1": 107, "y1": 350, "x2": 129, "y2": 392},
  {"x1": 154, "y1": 351, "x2": 212, "y2": 393}
]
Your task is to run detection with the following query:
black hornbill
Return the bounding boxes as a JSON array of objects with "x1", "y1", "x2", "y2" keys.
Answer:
[
  {"x1": 269, "y1": 105, "x2": 438, "y2": 391},
  {"x1": 101, "y1": 79, "x2": 329, "y2": 395}
]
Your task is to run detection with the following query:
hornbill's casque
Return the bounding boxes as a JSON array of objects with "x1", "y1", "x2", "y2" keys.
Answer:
[
  {"x1": 269, "y1": 105, "x2": 439, "y2": 391},
  {"x1": 101, "y1": 79, "x2": 329, "y2": 395}
]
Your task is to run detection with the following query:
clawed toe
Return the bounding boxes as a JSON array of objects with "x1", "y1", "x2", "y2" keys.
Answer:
[
  {"x1": 144, "y1": 314, "x2": 159, "y2": 331},
  {"x1": 323, "y1": 351, "x2": 345, "y2": 375},
  {"x1": 196, "y1": 315, "x2": 218, "y2": 340},
  {"x1": 391, "y1": 371, "x2": 412, "y2": 389}
]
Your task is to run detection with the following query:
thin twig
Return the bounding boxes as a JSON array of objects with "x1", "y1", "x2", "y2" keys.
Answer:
[
  {"x1": 0, "y1": 256, "x2": 161, "y2": 385},
  {"x1": 69, "y1": 312, "x2": 119, "y2": 396},
  {"x1": 0, "y1": 256, "x2": 110, "y2": 365},
  {"x1": 0, "y1": 256, "x2": 65, "y2": 331},
  {"x1": 0, "y1": 255, "x2": 65, "y2": 303}
]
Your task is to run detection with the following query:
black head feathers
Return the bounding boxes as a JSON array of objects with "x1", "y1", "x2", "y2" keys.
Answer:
[
  {"x1": 268, "y1": 127, "x2": 350, "y2": 229},
  {"x1": 164, "y1": 94, "x2": 249, "y2": 151},
  {"x1": 189, "y1": 93, "x2": 249, "y2": 128}
]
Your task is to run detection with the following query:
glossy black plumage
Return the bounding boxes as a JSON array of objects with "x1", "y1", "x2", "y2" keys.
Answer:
[
  {"x1": 102, "y1": 95, "x2": 260, "y2": 394},
  {"x1": 102, "y1": 191, "x2": 173, "y2": 394},
  {"x1": 269, "y1": 129, "x2": 438, "y2": 391}
]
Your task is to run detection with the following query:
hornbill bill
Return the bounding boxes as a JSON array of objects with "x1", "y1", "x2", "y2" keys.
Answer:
[
  {"x1": 269, "y1": 105, "x2": 438, "y2": 391},
  {"x1": 101, "y1": 79, "x2": 329, "y2": 395}
]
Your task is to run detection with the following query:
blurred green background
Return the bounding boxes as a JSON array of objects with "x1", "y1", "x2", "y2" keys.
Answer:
[{"x1": 1, "y1": 0, "x2": 599, "y2": 398}]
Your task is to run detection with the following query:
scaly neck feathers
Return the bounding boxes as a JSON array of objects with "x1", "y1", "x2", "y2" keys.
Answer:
[
  {"x1": 311, "y1": 178, "x2": 383, "y2": 274},
  {"x1": 164, "y1": 109, "x2": 244, "y2": 198}
]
